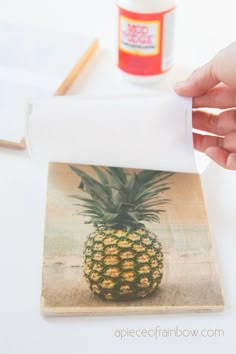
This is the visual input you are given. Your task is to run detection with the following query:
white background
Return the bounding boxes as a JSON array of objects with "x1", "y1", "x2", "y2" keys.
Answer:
[{"x1": 0, "y1": 1, "x2": 236, "y2": 354}]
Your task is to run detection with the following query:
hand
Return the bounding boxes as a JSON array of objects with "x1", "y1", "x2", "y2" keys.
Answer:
[{"x1": 174, "y1": 42, "x2": 236, "y2": 170}]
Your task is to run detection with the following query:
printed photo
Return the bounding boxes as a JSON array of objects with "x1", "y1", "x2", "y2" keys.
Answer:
[{"x1": 41, "y1": 163, "x2": 223, "y2": 315}]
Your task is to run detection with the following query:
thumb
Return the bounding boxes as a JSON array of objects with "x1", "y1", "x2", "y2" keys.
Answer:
[{"x1": 174, "y1": 42, "x2": 236, "y2": 97}]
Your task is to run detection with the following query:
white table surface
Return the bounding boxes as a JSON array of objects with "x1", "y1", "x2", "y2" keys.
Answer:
[{"x1": 0, "y1": 1, "x2": 236, "y2": 354}]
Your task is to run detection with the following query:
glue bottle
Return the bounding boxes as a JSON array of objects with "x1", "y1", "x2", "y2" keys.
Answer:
[{"x1": 117, "y1": 0, "x2": 176, "y2": 84}]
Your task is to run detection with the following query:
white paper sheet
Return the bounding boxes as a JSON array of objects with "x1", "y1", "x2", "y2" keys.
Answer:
[
  {"x1": 26, "y1": 92, "x2": 206, "y2": 173},
  {"x1": 0, "y1": 21, "x2": 95, "y2": 142}
]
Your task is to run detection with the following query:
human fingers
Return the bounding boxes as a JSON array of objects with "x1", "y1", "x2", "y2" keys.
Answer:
[
  {"x1": 193, "y1": 133, "x2": 223, "y2": 152},
  {"x1": 174, "y1": 42, "x2": 236, "y2": 97},
  {"x1": 192, "y1": 109, "x2": 236, "y2": 136},
  {"x1": 192, "y1": 84, "x2": 236, "y2": 108},
  {"x1": 205, "y1": 146, "x2": 236, "y2": 170},
  {"x1": 193, "y1": 132, "x2": 236, "y2": 153},
  {"x1": 174, "y1": 61, "x2": 219, "y2": 97}
]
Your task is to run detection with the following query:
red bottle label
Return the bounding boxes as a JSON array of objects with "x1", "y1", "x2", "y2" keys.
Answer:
[{"x1": 118, "y1": 6, "x2": 176, "y2": 76}]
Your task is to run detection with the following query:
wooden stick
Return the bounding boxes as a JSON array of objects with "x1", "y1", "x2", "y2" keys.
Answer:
[
  {"x1": 54, "y1": 38, "x2": 99, "y2": 96},
  {"x1": 0, "y1": 137, "x2": 26, "y2": 150},
  {"x1": 0, "y1": 37, "x2": 99, "y2": 150}
]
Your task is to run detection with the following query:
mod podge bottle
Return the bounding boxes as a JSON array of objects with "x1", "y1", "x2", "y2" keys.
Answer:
[{"x1": 117, "y1": 0, "x2": 176, "y2": 83}]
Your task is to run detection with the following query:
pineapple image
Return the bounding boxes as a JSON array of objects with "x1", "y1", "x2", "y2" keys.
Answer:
[{"x1": 69, "y1": 165, "x2": 174, "y2": 301}]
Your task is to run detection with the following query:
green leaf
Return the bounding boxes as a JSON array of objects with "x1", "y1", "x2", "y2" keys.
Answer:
[
  {"x1": 135, "y1": 200, "x2": 169, "y2": 209},
  {"x1": 136, "y1": 170, "x2": 162, "y2": 184},
  {"x1": 69, "y1": 165, "x2": 116, "y2": 208},
  {"x1": 105, "y1": 167, "x2": 127, "y2": 185},
  {"x1": 91, "y1": 166, "x2": 109, "y2": 185},
  {"x1": 127, "y1": 212, "x2": 140, "y2": 222},
  {"x1": 134, "y1": 187, "x2": 171, "y2": 203},
  {"x1": 69, "y1": 164, "x2": 174, "y2": 228},
  {"x1": 69, "y1": 195, "x2": 104, "y2": 209},
  {"x1": 102, "y1": 212, "x2": 119, "y2": 223},
  {"x1": 78, "y1": 180, "x2": 85, "y2": 191},
  {"x1": 145, "y1": 173, "x2": 174, "y2": 188},
  {"x1": 118, "y1": 202, "x2": 135, "y2": 211},
  {"x1": 124, "y1": 174, "x2": 137, "y2": 202}
]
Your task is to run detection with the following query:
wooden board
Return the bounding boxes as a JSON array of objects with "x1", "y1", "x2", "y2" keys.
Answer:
[
  {"x1": 0, "y1": 21, "x2": 98, "y2": 149},
  {"x1": 41, "y1": 163, "x2": 224, "y2": 316}
]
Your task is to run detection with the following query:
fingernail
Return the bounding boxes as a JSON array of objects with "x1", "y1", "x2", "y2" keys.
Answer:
[
  {"x1": 174, "y1": 81, "x2": 187, "y2": 88},
  {"x1": 227, "y1": 153, "x2": 236, "y2": 170}
]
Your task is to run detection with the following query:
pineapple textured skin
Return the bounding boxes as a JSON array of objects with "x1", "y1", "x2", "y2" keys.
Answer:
[{"x1": 84, "y1": 227, "x2": 163, "y2": 300}]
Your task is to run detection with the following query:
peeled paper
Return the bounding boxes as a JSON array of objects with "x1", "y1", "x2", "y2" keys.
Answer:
[{"x1": 26, "y1": 92, "x2": 209, "y2": 173}]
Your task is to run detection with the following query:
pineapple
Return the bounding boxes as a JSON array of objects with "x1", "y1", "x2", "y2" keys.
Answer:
[{"x1": 69, "y1": 165, "x2": 174, "y2": 301}]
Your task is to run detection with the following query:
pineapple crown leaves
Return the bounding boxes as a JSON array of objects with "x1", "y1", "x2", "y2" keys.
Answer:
[{"x1": 69, "y1": 165, "x2": 174, "y2": 231}]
